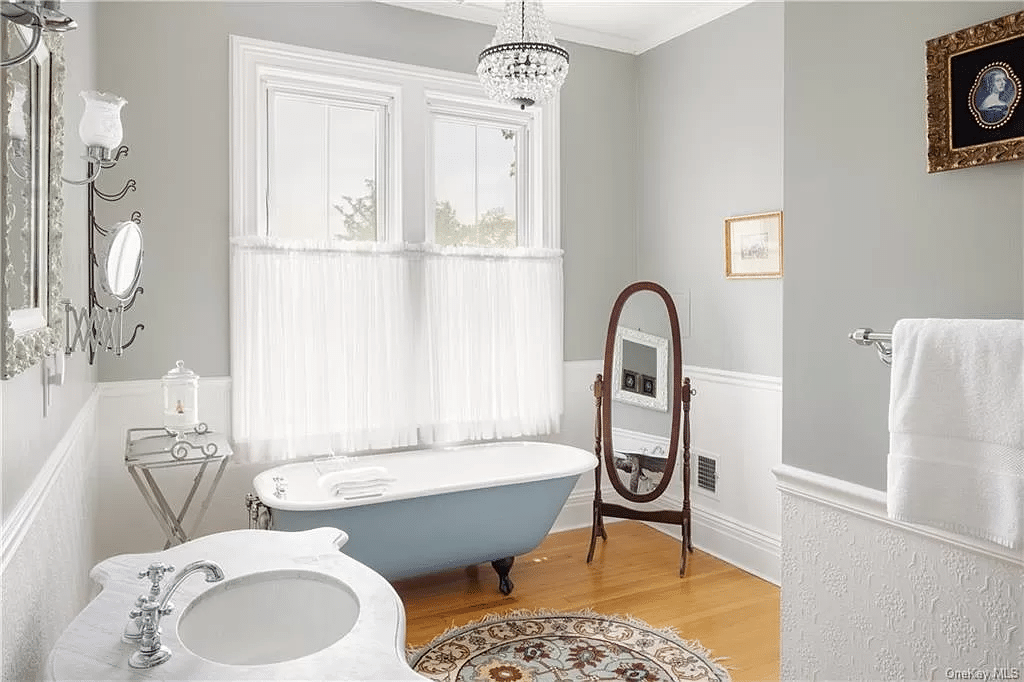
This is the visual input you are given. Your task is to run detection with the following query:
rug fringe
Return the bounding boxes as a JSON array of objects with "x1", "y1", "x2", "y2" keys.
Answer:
[{"x1": 406, "y1": 607, "x2": 732, "y2": 681}]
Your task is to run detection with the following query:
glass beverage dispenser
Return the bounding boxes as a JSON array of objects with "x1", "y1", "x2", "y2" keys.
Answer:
[{"x1": 162, "y1": 360, "x2": 199, "y2": 436}]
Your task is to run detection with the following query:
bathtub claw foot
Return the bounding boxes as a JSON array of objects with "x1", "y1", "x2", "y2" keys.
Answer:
[{"x1": 491, "y1": 557, "x2": 515, "y2": 595}]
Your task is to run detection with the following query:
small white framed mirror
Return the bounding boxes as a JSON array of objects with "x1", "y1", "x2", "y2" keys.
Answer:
[{"x1": 611, "y1": 326, "x2": 669, "y2": 411}]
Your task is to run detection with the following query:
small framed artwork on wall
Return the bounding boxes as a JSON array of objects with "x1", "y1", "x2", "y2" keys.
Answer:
[
  {"x1": 724, "y1": 211, "x2": 783, "y2": 279},
  {"x1": 926, "y1": 11, "x2": 1024, "y2": 173}
]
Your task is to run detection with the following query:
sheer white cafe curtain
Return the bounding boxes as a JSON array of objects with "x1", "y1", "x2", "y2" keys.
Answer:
[{"x1": 230, "y1": 238, "x2": 563, "y2": 463}]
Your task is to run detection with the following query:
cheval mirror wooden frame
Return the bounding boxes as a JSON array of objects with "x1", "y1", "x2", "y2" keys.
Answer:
[{"x1": 586, "y1": 281, "x2": 695, "y2": 575}]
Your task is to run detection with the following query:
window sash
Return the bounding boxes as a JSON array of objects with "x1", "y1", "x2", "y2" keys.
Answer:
[
  {"x1": 428, "y1": 113, "x2": 528, "y2": 248},
  {"x1": 265, "y1": 84, "x2": 394, "y2": 242},
  {"x1": 426, "y1": 97, "x2": 535, "y2": 248},
  {"x1": 233, "y1": 36, "x2": 558, "y2": 249}
]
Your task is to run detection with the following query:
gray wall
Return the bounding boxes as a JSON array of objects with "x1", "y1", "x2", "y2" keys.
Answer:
[
  {"x1": 637, "y1": 2, "x2": 784, "y2": 378},
  {"x1": 1, "y1": 4, "x2": 97, "y2": 521},
  {"x1": 783, "y1": 1, "x2": 1024, "y2": 489},
  {"x1": 92, "y1": 1, "x2": 638, "y2": 382}
]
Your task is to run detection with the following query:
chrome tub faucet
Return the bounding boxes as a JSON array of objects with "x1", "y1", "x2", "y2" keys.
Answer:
[{"x1": 126, "y1": 560, "x2": 225, "y2": 669}]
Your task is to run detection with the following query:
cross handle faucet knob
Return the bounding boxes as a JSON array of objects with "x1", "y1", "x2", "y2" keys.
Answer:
[{"x1": 138, "y1": 562, "x2": 175, "y2": 596}]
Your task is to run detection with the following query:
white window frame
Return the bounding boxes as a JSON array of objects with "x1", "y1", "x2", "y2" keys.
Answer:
[
  {"x1": 425, "y1": 95, "x2": 535, "y2": 247},
  {"x1": 231, "y1": 35, "x2": 561, "y2": 249},
  {"x1": 265, "y1": 85, "x2": 393, "y2": 241}
]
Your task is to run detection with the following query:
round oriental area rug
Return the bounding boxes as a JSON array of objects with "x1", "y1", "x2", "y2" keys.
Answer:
[{"x1": 408, "y1": 610, "x2": 730, "y2": 682}]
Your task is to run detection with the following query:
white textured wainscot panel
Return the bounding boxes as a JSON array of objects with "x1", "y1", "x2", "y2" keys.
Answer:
[
  {"x1": 1, "y1": 390, "x2": 99, "y2": 682},
  {"x1": 776, "y1": 464, "x2": 1024, "y2": 682}
]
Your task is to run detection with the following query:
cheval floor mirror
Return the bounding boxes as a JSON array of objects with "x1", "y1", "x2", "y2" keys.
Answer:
[{"x1": 586, "y1": 281, "x2": 695, "y2": 575}]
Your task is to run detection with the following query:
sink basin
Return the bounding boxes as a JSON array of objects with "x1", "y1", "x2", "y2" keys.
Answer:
[{"x1": 176, "y1": 569, "x2": 360, "y2": 665}]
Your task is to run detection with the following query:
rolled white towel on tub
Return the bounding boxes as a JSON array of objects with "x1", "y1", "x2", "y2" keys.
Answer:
[
  {"x1": 319, "y1": 467, "x2": 396, "y2": 498},
  {"x1": 887, "y1": 318, "x2": 1024, "y2": 549}
]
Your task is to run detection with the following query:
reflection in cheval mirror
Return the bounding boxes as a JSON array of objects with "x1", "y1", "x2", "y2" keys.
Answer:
[
  {"x1": 610, "y1": 289, "x2": 673, "y2": 496},
  {"x1": 1, "y1": 20, "x2": 63, "y2": 380},
  {"x1": 587, "y1": 281, "x2": 694, "y2": 575}
]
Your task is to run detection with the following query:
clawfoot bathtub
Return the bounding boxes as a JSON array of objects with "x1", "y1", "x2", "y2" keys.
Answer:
[{"x1": 250, "y1": 441, "x2": 596, "y2": 594}]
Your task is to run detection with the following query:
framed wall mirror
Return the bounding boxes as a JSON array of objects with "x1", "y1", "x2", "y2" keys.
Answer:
[
  {"x1": 612, "y1": 326, "x2": 669, "y2": 411},
  {"x1": 1, "y1": 23, "x2": 65, "y2": 379}
]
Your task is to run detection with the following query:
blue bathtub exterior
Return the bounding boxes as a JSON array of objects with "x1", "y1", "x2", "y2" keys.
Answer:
[{"x1": 269, "y1": 474, "x2": 580, "y2": 581}]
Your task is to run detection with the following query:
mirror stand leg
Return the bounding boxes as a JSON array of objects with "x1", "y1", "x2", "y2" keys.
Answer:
[
  {"x1": 679, "y1": 532, "x2": 687, "y2": 577},
  {"x1": 587, "y1": 500, "x2": 606, "y2": 564},
  {"x1": 686, "y1": 510, "x2": 693, "y2": 552}
]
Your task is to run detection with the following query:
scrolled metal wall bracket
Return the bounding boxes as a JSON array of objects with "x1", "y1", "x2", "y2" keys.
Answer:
[{"x1": 64, "y1": 145, "x2": 145, "y2": 363}]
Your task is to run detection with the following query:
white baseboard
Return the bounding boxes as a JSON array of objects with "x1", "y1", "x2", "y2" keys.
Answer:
[
  {"x1": 551, "y1": 489, "x2": 597, "y2": 533},
  {"x1": 1, "y1": 388, "x2": 99, "y2": 571},
  {"x1": 645, "y1": 492, "x2": 781, "y2": 585}
]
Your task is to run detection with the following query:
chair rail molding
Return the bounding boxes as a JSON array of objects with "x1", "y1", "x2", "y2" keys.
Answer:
[
  {"x1": 774, "y1": 463, "x2": 1023, "y2": 566},
  {"x1": 776, "y1": 463, "x2": 1023, "y2": 682}
]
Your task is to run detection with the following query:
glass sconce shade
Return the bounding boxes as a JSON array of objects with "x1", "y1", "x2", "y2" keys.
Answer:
[
  {"x1": 7, "y1": 83, "x2": 28, "y2": 141},
  {"x1": 78, "y1": 90, "x2": 126, "y2": 152},
  {"x1": 162, "y1": 360, "x2": 199, "y2": 435}
]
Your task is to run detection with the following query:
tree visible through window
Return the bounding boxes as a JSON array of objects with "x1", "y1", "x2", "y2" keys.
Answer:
[
  {"x1": 433, "y1": 119, "x2": 520, "y2": 248},
  {"x1": 333, "y1": 179, "x2": 378, "y2": 241}
]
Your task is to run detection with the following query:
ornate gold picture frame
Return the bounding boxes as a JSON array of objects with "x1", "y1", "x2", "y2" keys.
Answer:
[
  {"x1": 724, "y1": 211, "x2": 783, "y2": 280},
  {"x1": 926, "y1": 11, "x2": 1024, "y2": 173}
]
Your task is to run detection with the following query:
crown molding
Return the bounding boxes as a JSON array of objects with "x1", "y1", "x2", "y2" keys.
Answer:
[
  {"x1": 632, "y1": 2, "x2": 752, "y2": 54},
  {"x1": 376, "y1": 1, "x2": 752, "y2": 55}
]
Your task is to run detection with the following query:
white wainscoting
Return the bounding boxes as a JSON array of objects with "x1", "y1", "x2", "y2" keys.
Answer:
[
  {"x1": 91, "y1": 362, "x2": 782, "y2": 589},
  {"x1": 94, "y1": 378, "x2": 247, "y2": 561},
  {"x1": 775, "y1": 464, "x2": 1023, "y2": 682},
  {"x1": 1, "y1": 389, "x2": 99, "y2": 682},
  {"x1": 553, "y1": 362, "x2": 782, "y2": 585}
]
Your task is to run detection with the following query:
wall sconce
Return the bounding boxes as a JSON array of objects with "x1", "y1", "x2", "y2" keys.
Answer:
[
  {"x1": 1, "y1": 0, "x2": 77, "y2": 68},
  {"x1": 6, "y1": 89, "x2": 128, "y2": 185},
  {"x1": 63, "y1": 91, "x2": 128, "y2": 185}
]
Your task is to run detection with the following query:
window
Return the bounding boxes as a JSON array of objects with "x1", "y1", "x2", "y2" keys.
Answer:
[
  {"x1": 266, "y1": 85, "x2": 393, "y2": 242},
  {"x1": 230, "y1": 36, "x2": 563, "y2": 461},
  {"x1": 431, "y1": 115, "x2": 524, "y2": 248},
  {"x1": 233, "y1": 37, "x2": 557, "y2": 248}
]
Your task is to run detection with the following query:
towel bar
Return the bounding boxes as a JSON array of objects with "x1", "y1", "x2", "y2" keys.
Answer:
[{"x1": 849, "y1": 327, "x2": 892, "y2": 366}]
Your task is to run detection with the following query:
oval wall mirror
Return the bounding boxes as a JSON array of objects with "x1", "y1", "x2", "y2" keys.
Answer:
[
  {"x1": 601, "y1": 281, "x2": 682, "y2": 504},
  {"x1": 101, "y1": 220, "x2": 143, "y2": 301}
]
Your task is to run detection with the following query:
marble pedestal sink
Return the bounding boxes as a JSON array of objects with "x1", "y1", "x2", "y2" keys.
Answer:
[
  {"x1": 46, "y1": 528, "x2": 429, "y2": 681},
  {"x1": 177, "y1": 569, "x2": 360, "y2": 665}
]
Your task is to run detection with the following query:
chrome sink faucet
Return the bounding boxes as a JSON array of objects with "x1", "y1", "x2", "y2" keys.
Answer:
[{"x1": 127, "y1": 560, "x2": 225, "y2": 669}]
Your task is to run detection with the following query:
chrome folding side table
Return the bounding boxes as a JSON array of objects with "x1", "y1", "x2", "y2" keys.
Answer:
[{"x1": 124, "y1": 425, "x2": 232, "y2": 549}]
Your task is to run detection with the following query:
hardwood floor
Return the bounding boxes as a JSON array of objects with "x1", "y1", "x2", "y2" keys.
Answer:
[{"x1": 393, "y1": 521, "x2": 780, "y2": 681}]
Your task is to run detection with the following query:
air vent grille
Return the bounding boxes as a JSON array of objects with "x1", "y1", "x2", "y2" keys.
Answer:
[{"x1": 697, "y1": 454, "x2": 717, "y2": 494}]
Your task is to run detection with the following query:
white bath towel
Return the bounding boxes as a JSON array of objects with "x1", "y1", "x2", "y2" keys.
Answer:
[
  {"x1": 319, "y1": 466, "x2": 396, "y2": 498},
  {"x1": 887, "y1": 318, "x2": 1024, "y2": 549}
]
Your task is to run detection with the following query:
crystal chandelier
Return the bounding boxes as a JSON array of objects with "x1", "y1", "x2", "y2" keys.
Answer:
[{"x1": 477, "y1": 0, "x2": 569, "y2": 110}]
